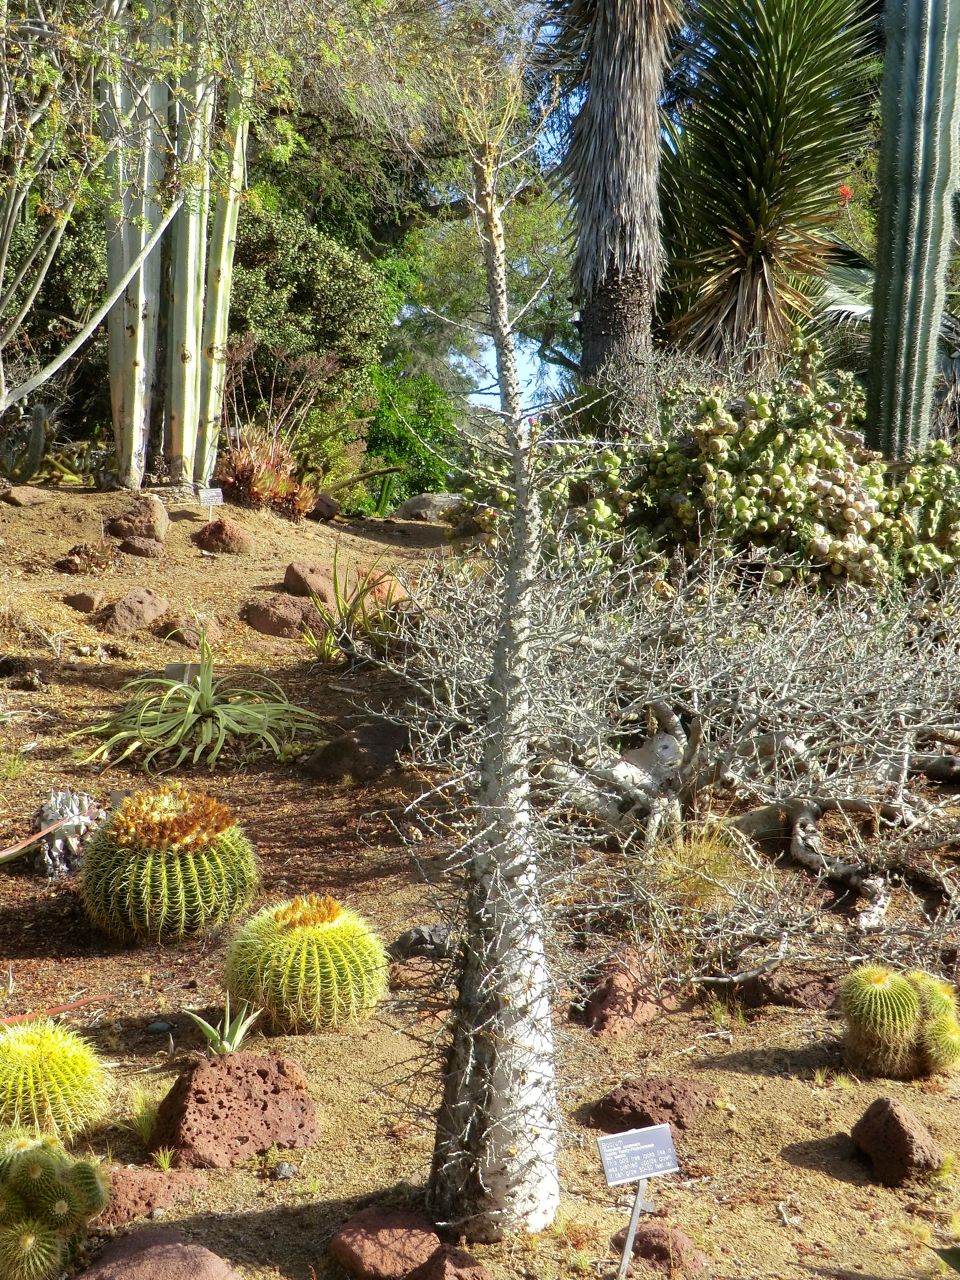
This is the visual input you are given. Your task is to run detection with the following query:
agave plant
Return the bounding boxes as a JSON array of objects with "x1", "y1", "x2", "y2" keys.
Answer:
[
  {"x1": 73, "y1": 637, "x2": 322, "y2": 770},
  {"x1": 659, "y1": 0, "x2": 870, "y2": 368}
]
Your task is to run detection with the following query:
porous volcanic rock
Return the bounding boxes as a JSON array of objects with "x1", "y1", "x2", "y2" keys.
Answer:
[
  {"x1": 2, "y1": 485, "x2": 50, "y2": 508},
  {"x1": 100, "y1": 587, "x2": 170, "y2": 636},
  {"x1": 119, "y1": 535, "x2": 165, "y2": 559},
  {"x1": 611, "y1": 1222, "x2": 707, "y2": 1277},
  {"x1": 407, "y1": 1246, "x2": 490, "y2": 1280},
  {"x1": 156, "y1": 613, "x2": 223, "y2": 649},
  {"x1": 78, "y1": 1227, "x2": 241, "y2": 1280},
  {"x1": 302, "y1": 721, "x2": 408, "y2": 783},
  {"x1": 96, "y1": 1165, "x2": 205, "y2": 1229},
  {"x1": 581, "y1": 949, "x2": 678, "y2": 1037},
  {"x1": 149, "y1": 1052, "x2": 319, "y2": 1169},
  {"x1": 739, "y1": 970, "x2": 836, "y2": 1011},
  {"x1": 240, "y1": 593, "x2": 321, "y2": 638},
  {"x1": 106, "y1": 493, "x2": 169, "y2": 542},
  {"x1": 851, "y1": 1097, "x2": 943, "y2": 1186},
  {"x1": 308, "y1": 494, "x2": 341, "y2": 521},
  {"x1": 590, "y1": 1076, "x2": 712, "y2": 1136},
  {"x1": 284, "y1": 561, "x2": 335, "y2": 601},
  {"x1": 193, "y1": 516, "x2": 253, "y2": 555},
  {"x1": 329, "y1": 1207, "x2": 442, "y2": 1280},
  {"x1": 64, "y1": 589, "x2": 105, "y2": 614}
]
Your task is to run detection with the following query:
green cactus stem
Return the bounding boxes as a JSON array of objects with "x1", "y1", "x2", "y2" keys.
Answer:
[
  {"x1": 0, "y1": 1021, "x2": 109, "y2": 1138},
  {"x1": 80, "y1": 785, "x2": 258, "y2": 942},
  {"x1": 920, "y1": 1013, "x2": 960, "y2": 1075},
  {"x1": 225, "y1": 894, "x2": 389, "y2": 1033},
  {"x1": 65, "y1": 1160, "x2": 110, "y2": 1219},
  {"x1": 866, "y1": 0, "x2": 960, "y2": 458},
  {"x1": 0, "y1": 1218, "x2": 64, "y2": 1280},
  {"x1": 839, "y1": 965, "x2": 921, "y2": 1077}
]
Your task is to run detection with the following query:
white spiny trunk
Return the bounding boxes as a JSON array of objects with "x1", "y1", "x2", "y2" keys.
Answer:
[
  {"x1": 167, "y1": 57, "x2": 213, "y2": 487},
  {"x1": 194, "y1": 70, "x2": 251, "y2": 485},
  {"x1": 427, "y1": 149, "x2": 559, "y2": 1242}
]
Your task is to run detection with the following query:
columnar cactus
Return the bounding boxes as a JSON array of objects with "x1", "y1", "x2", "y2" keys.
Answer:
[
  {"x1": 866, "y1": 0, "x2": 960, "y2": 458},
  {"x1": 0, "y1": 1136, "x2": 109, "y2": 1280},
  {"x1": 225, "y1": 894, "x2": 389, "y2": 1032},
  {"x1": 80, "y1": 785, "x2": 258, "y2": 942},
  {"x1": 840, "y1": 965, "x2": 960, "y2": 1078},
  {"x1": 0, "y1": 1021, "x2": 110, "y2": 1138}
]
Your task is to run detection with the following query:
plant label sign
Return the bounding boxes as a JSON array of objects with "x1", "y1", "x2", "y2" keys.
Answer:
[
  {"x1": 597, "y1": 1124, "x2": 679, "y2": 1186},
  {"x1": 197, "y1": 487, "x2": 223, "y2": 520}
]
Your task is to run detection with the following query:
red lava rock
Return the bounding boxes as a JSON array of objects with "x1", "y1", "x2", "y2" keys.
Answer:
[
  {"x1": 2, "y1": 485, "x2": 50, "y2": 507},
  {"x1": 309, "y1": 494, "x2": 341, "y2": 521},
  {"x1": 101, "y1": 587, "x2": 170, "y2": 636},
  {"x1": 739, "y1": 970, "x2": 836, "y2": 1011},
  {"x1": 106, "y1": 494, "x2": 169, "y2": 542},
  {"x1": 193, "y1": 516, "x2": 253, "y2": 555},
  {"x1": 240, "y1": 593, "x2": 321, "y2": 638},
  {"x1": 96, "y1": 1165, "x2": 205, "y2": 1229},
  {"x1": 355, "y1": 566, "x2": 409, "y2": 607},
  {"x1": 850, "y1": 1096, "x2": 944, "y2": 1186},
  {"x1": 611, "y1": 1222, "x2": 707, "y2": 1277},
  {"x1": 119, "y1": 536, "x2": 165, "y2": 559},
  {"x1": 407, "y1": 1246, "x2": 490, "y2": 1280},
  {"x1": 156, "y1": 613, "x2": 223, "y2": 649},
  {"x1": 329, "y1": 1207, "x2": 442, "y2": 1280},
  {"x1": 284, "y1": 561, "x2": 336, "y2": 601},
  {"x1": 77, "y1": 1227, "x2": 241, "y2": 1280},
  {"x1": 590, "y1": 1077, "x2": 712, "y2": 1136},
  {"x1": 64, "y1": 589, "x2": 105, "y2": 613},
  {"x1": 149, "y1": 1052, "x2": 319, "y2": 1169},
  {"x1": 582, "y1": 950, "x2": 677, "y2": 1037}
]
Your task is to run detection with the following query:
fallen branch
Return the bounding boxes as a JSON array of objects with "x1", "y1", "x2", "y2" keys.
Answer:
[{"x1": 0, "y1": 818, "x2": 71, "y2": 866}]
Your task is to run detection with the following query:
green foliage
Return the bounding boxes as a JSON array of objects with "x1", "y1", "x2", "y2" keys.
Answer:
[
  {"x1": 660, "y1": 0, "x2": 870, "y2": 365},
  {"x1": 866, "y1": 0, "x2": 960, "y2": 457},
  {"x1": 225, "y1": 894, "x2": 389, "y2": 1033},
  {"x1": 80, "y1": 785, "x2": 259, "y2": 942},
  {"x1": 0, "y1": 414, "x2": 46, "y2": 483},
  {"x1": 365, "y1": 364, "x2": 458, "y2": 507},
  {"x1": 0, "y1": 1022, "x2": 109, "y2": 1138},
  {"x1": 183, "y1": 994, "x2": 261, "y2": 1055},
  {"x1": 74, "y1": 636, "x2": 322, "y2": 770},
  {"x1": 303, "y1": 551, "x2": 405, "y2": 665},
  {"x1": 840, "y1": 965, "x2": 960, "y2": 1078},
  {"x1": 0, "y1": 1136, "x2": 109, "y2": 1280}
]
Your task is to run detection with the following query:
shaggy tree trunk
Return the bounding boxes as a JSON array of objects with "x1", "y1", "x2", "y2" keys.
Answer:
[{"x1": 427, "y1": 148, "x2": 560, "y2": 1242}]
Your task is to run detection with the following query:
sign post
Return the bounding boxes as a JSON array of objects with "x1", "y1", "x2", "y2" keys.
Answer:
[
  {"x1": 197, "y1": 486, "x2": 224, "y2": 521},
  {"x1": 596, "y1": 1124, "x2": 679, "y2": 1280}
]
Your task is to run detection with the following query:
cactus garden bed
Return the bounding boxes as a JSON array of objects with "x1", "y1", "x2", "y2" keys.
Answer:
[{"x1": 1, "y1": 490, "x2": 959, "y2": 1280}]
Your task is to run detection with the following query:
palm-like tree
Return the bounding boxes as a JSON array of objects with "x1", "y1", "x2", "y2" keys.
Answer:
[{"x1": 553, "y1": 0, "x2": 679, "y2": 383}]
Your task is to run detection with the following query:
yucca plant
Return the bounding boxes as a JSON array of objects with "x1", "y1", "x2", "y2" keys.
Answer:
[
  {"x1": 0, "y1": 1021, "x2": 110, "y2": 1138},
  {"x1": 225, "y1": 894, "x2": 389, "y2": 1033},
  {"x1": 660, "y1": 0, "x2": 871, "y2": 368},
  {"x1": 80, "y1": 785, "x2": 258, "y2": 942},
  {"x1": 73, "y1": 636, "x2": 322, "y2": 770},
  {"x1": 303, "y1": 547, "x2": 404, "y2": 665}
]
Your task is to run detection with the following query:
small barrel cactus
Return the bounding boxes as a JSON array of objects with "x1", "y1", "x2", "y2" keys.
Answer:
[
  {"x1": 80, "y1": 784, "x2": 259, "y2": 942},
  {"x1": 841, "y1": 964, "x2": 960, "y2": 1078},
  {"x1": 0, "y1": 1136, "x2": 110, "y2": 1280},
  {"x1": 225, "y1": 894, "x2": 388, "y2": 1032},
  {"x1": 0, "y1": 1021, "x2": 109, "y2": 1138}
]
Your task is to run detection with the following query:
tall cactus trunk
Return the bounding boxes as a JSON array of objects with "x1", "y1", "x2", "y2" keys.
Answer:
[
  {"x1": 194, "y1": 69, "x2": 252, "y2": 486},
  {"x1": 866, "y1": 0, "x2": 960, "y2": 459}
]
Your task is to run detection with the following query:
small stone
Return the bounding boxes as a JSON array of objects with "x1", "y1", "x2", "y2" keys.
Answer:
[
  {"x1": 308, "y1": 494, "x2": 341, "y2": 521},
  {"x1": 329, "y1": 1208, "x2": 442, "y2": 1280},
  {"x1": 240, "y1": 594, "x2": 321, "y2": 639},
  {"x1": 590, "y1": 1077, "x2": 713, "y2": 1137},
  {"x1": 272, "y1": 1162, "x2": 299, "y2": 1180},
  {"x1": 302, "y1": 734, "x2": 366, "y2": 783},
  {"x1": 2, "y1": 486, "x2": 50, "y2": 508},
  {"x1": 0, "y1": 655, "x2": 31, "y2": 677},
  {"x1": 107, "y1": 494, "x2": 170, "y2": 542},
  {"x1": 581, "y1": 949, "x2": 677, "y2": 1037},
  {"x1": 851, "y1": 1096, "x2": 944, "y2": 1186},
  {"x1": 407, "y1": 1246, "x2": 490, "y2": 1280},
  {"x1": 393, "y1": 493, "x2": 463, "y2": 522},
  {"x1": 157, "y1": 614, "x2": 223, "y2": 650},
  {"x1": 76, "y1": 1227, "x2": 242, "y2": 1280},
  {"x1": 924, "y1": 756, "x2": 960, "y2": 785},
  {"x1": 64, "y1": 590, "x2": 105, "y2": 614},
  {"x1": 97, "y1": 1166, "x2": 204, "y2": 1230},
  {"x1": 101, "y1": 587, "x2": 170, "y2": 636},
  {"x1": 147, "y1": 1020, "x2": 173, "y2": 1035},
  {"x1": 388, "y1": 925, "x2": 454, "y2": 962},
  {"x1": 192, "y1": 517, "x2": 252, "y2": 555},
  {"x1": 611, "y1": 1221, "x2": 707, "y2": 1277},
  {"x1": 284, "y1": 561, "x2": 336, "y2": 601},
  {"x1": 120, "y1": 536, "x2": 165, "y2": 558}
]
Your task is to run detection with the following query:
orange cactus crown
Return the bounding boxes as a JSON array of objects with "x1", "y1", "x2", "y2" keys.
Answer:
[
  {"x1": 272, "y1": 894, "x2": 344, "y2": 929},
  {"x1": 111, "y1": 784, "x2": 236, "y2": 850}
]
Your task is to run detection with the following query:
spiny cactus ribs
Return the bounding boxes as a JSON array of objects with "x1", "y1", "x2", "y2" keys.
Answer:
[
  {"x1": 0, "y1": 1135, "x2": 109, "y2": 1280},
  {"x1": 0, "y1": 1021, "x2": 109, "y2": 1138},
  {"x1": 225, "y1": 893, "x2": 389, "y2": 1032},
  {"x1": 840, "y1": 965, "x2": 960, "y2": 1079},
  {"x1": 80, "y1": 783, "x2": 259, "y2": 941}
]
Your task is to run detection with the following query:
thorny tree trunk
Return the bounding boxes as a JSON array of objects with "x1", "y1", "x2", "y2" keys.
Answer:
[
  {"x1": 427, "y1": 150, "x2": 560, "y2": 1242},
  {"x1": 579, "y1": 262, "x2": 653, "y2": 383}
]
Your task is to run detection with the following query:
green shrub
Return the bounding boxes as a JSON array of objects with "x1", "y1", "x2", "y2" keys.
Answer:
[
  {"x1": 0, "y1": 1135, "x2": 109, "y2": 1280},
  {"x1": 225, "y1": 894, "x2": 388, "y2": 1033},
  {"x1": 0, "y1": 1023, "x2": 109, "y2": 1138},
  {"x1": 80, "y1": 785, "x2": 259, "y2": 942}
]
